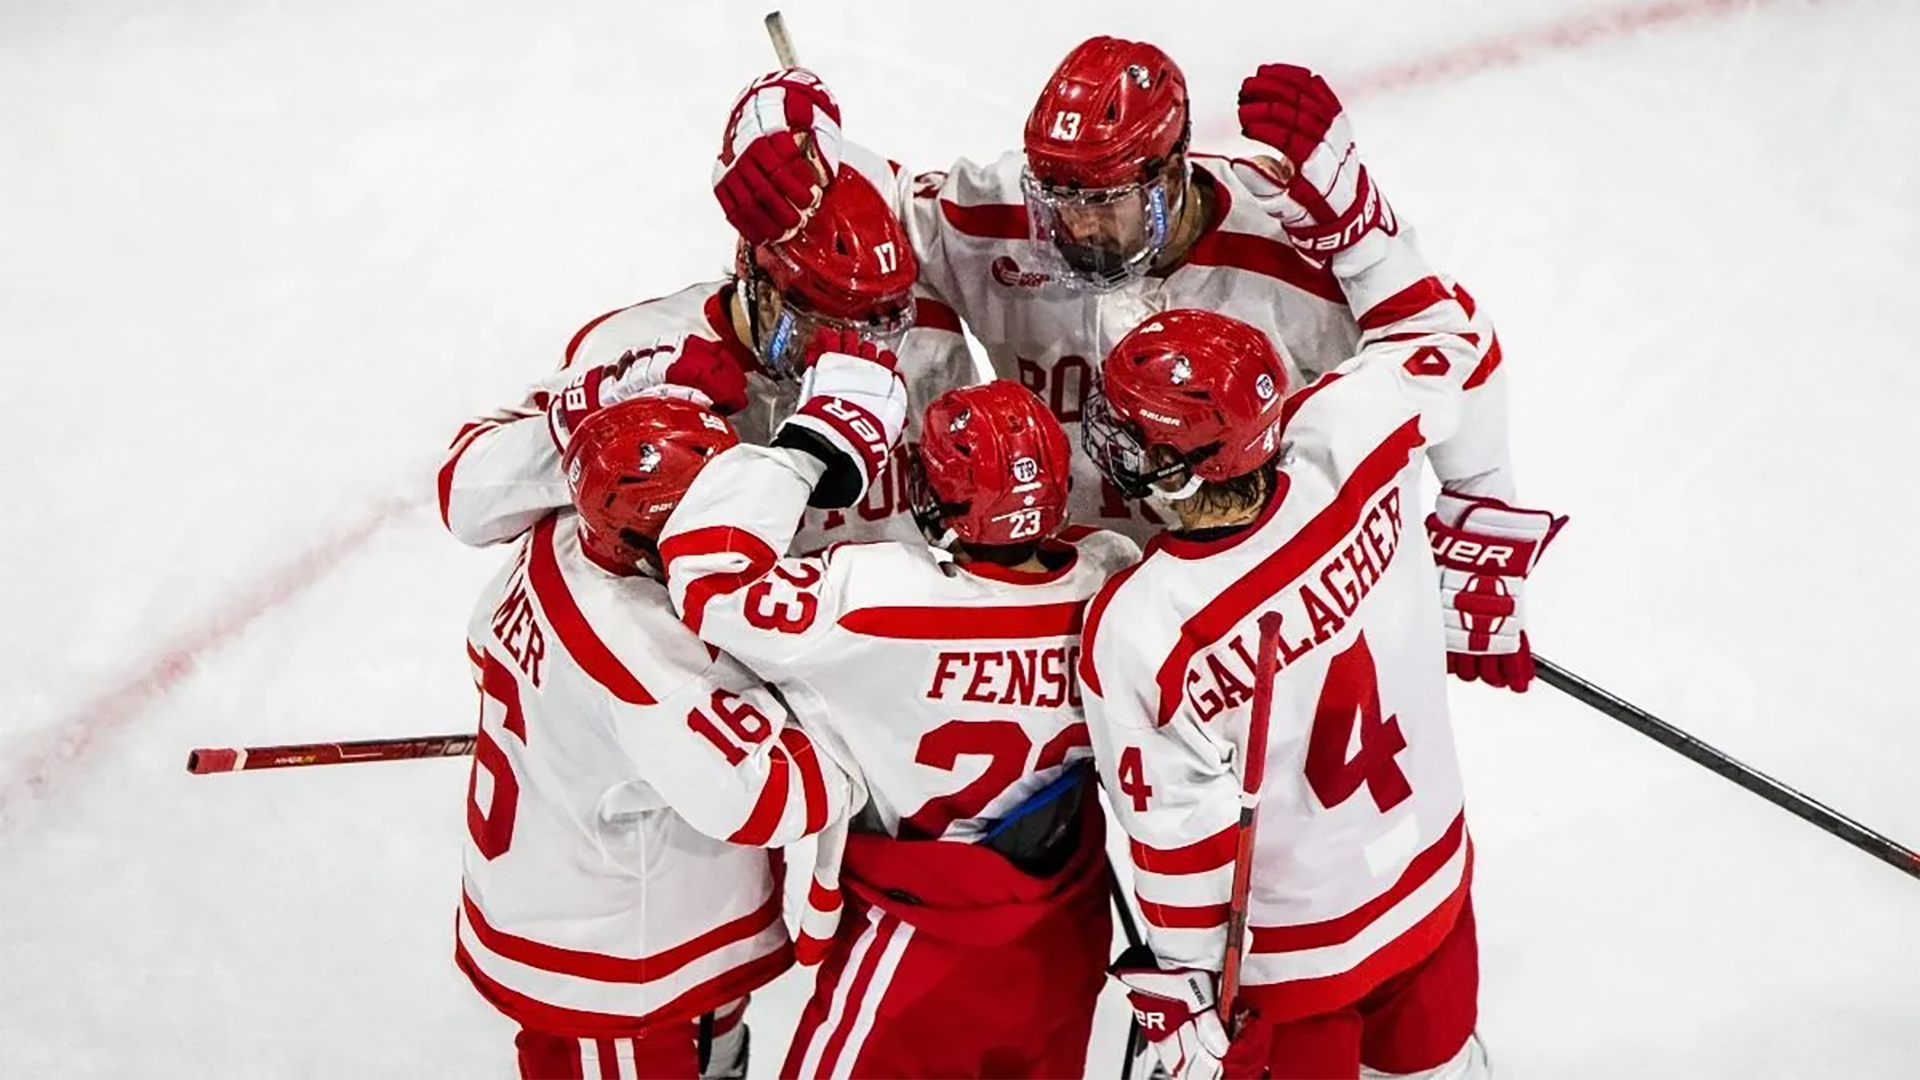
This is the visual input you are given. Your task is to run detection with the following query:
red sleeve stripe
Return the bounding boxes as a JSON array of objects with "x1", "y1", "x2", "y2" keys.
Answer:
[
  {"x1": 436, "y1": 420, "x2": 501, "y2": 530},
  {"x1": 1355, "y1": 275, "x2": 1458, "y2": 332},
  {"x1": 456, "y1": 938, "x2": 792, "y2": 1035},
  {"x1": 1137, "y1": 895, "x2": 1230, "y2": 930},
  {"x1": 836, "y1": 600, "x2": 1084, "y2": 640},
  {"x1": 1452, "y1": 282, "x2": 1479, "y2": 320},
  {"x1": 1251, "y1": 812, "x2": 1466, "y2": 954},
  {"x1": 727, "y1": 743, "x2": 792, "y2": 846},
  {"x1": 562, "y1": 306, "x2": 628, "y2": 370},
  {"x1": 938, "y1": 199, "x2": 1028, "y2": 240},
  {"x1": 1462, "y1": 334, "x2": 1503, "y2": 391},
  {"x1": 1078, "y1": 561, "x2": 1145, "y2": 696},
  {"x1": 527, "y1": 517, "x2": 656, "y2": 705},
  {"x1": 1153, "y1": 418, "x2": 1424, "y2": 725},
  {"x1": 460, "y1": 886, "x2": 782, "y2": 983},
  {"x1": 656, "y1": 526, "x2": 779, "y2": 635},
  {"x1": 913, "y1": 297, "x2": 963, "y2": 334},
  {"x1": 806, "y1": 877, "x2": 844, "y2": 913},
  {"x1": 778, "y1": 727, "x2": 830, "y2": 836},
  {"x1": 1182, "y1": 230, "x2": 1346, "y2": 305},
  {"x1": 1130, "y1": 822, "x2": 1239, "y2": 876}
]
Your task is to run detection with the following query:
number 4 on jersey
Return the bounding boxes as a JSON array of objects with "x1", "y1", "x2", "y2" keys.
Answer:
[{"x1": 1304, "y1": 634, "x2": 1412, "y2": 812}]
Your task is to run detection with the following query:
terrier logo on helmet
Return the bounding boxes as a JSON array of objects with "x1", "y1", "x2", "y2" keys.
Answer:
[
  {"x1": 1012, "y1": 457, "x2": 1040, "y2": 483},
  {"x1": 1127, "y1": 64, "x2": 1150, "y2": 89},
  {"x1": 1170, "y1": 356, "x2": 1192, "y2": 385},
  {"x1": 636, "y1": 444, "x2": 662, "y2": 473},
  {"x1": 950, "y1": 408, "x2": 972, "y2": 432},
  {"x1": 1256, "y1": 373, "x2": 1277, "y2": 401}
]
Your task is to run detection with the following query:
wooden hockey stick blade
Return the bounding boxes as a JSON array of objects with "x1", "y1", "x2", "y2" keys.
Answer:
[
  {"x1": 764, "y1": 11, "x2": 798, "y2": 67},
  {"x1": 1536, "y1": 656, "x2": 1920, "y2": 881}
]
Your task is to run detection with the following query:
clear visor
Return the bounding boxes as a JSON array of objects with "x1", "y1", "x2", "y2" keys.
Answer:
[
  {"x1": 760, "y1": 291, "x2": 914, "y2": 378},
  {"x1": 1020, "y1": 166, "x2": 1181, "y2": 292}
]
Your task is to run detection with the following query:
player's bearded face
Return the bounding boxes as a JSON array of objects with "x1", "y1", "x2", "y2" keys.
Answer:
[{"x1": 1022, "y1": 156, "x2": 1186, "y2": 292}]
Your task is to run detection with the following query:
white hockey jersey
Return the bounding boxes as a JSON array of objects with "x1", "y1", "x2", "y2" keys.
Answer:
[
  {"x1": 455, "y1": 512, "x2": 860, "y2": 1036},
  {"x1": 869, "y1": 150, "x2": 1513, "y2": 546},
  {"x1": 656, "y1": 443, "x2": 1140, "y2": 840},
  {"x1": 437, "y1": 274, "x2": 975, "y2": 553},
  {"x1": 1082, "y1": 230, "x2": 1480, "y2": 1024}
]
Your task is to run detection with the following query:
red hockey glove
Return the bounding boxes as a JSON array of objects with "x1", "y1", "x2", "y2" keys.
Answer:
[
  {"x1": 712, "y1": 68, "x2": 843, "y2": 245},
  {"x1": 1232, "y1": 64, "x2": 1395, "y2": 261},
  {"x1": 547, "y1": 336, "x2": 749, "y2": 454},
  {"x1": 1426, "y1": 492, "x2": 1568, "y2": 692},
  {"x1": 1112, "y1": 948, "x2": 1231, "y2": 1080},
  {"x1": 773, "y1": 328, "x2": 906, "y2": 510}
]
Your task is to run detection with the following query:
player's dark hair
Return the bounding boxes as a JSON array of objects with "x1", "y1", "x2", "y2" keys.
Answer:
[
  {"x1": 955, "y1": 539, "x2": 1042, "y2": 566},
  {"x1": 1188, "y1": 457, "x2": 1277, "y2": 522}
]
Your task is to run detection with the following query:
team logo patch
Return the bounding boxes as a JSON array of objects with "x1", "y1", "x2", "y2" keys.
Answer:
[
  {"x1": 1170, "y1": 356, "x2": 1192, "y2": 385},
  {"x1": 949, "y1": 407, "x2": 972, "y2": 432},
  {"x1": 1012, "y1": 456, "x2": 1039, "y2": 483},
  {"x1": 1255, "y1": 373, "x2": 1276, "y2": 401},
  {"x1": 1127, "y1": 63, "x2": 1151, "y2": 89},
  {"x1": 636, "y1": 444, "x2": 662, "y2": 473}
]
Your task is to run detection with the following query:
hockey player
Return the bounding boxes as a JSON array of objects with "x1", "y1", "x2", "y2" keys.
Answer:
[
  {"x1": 655, "y1": 331, "x2": 1141, "y2": 1078},
  {"x1": 438, "y1": 151, "x2": 974, "y2": 555},
  {"x1": 713, "y1": 54, "x2": 1541, "y2": 690},
  {"x1": 456, "y1": 395, "x2": 864, "y2": 1080},
  {"x1": 1078, "y1": 83, "x2": 1565, "y2": 1080}
]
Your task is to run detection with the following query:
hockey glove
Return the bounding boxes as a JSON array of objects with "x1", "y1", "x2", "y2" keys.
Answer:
[
  {"x1": 1112, "y1": 947, "x2": 1231, "y2": 1080},
  {"x1": 1232, "y1": 64, "x2": 1396, "y2": 265},
  {"x1": 773, "y1": 328, "x2": 907, "y2": 510},
  {"x1": 1426, "y1": 492, "x2": 1568, "y2": 692},
  {"x1": 547, "y1": 336, "x2": 750, "y2": 454},
  {"x1": 713, "y1": 68, "x2": 844, "y2": 245}
]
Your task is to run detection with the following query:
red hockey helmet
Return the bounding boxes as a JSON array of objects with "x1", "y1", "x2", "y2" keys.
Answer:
[
  {"x1": 910, "y1": 381, "x2": 1072, "y2": 548},
  {"x1": 1021, "y1": 37, "x2": 1192, "y2": 290},
  {"x1": 743, "y1": 166, "x2": 918, "y2": 375},
  {"x1": 562, "y1": 396, "x2": 740, "y2": 571},
  {"x1": 1084, "y1": 309, "x2": 1290, "y2": 500}
]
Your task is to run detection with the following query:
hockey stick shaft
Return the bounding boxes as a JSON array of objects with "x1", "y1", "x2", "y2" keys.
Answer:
[
  {"x1": 185, "y1": 733, "x2": 476, "y2": 774},
  {"x1": 1218, "y1": 612, "x2": 1283, "y2": 1031},
  {"x1": 1106, "y1": 860, "x2": 1147, "y2": 1080},
  {"x1": 764, "y1": 11, "x2": 798, "y2": 66},
  {"x1": 1535, "y1": 656, "x2": 1920, "y2": 880}
]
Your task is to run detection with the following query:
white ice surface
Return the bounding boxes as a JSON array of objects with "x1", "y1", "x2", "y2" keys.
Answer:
[{"x1": 3, "y1": 1, "x2": 1917, "y2": 1076}]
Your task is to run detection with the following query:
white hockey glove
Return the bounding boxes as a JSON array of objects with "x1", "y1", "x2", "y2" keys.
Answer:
[
  {"x1": 1426, "y1": 492, "x2": 1568, "y2": 692},
  {"x1": 772, "y1": 328, "x2": 907, "y2": 510},
  {"x1": 1112, "y1": 948, "x2": 1231, "y2": 1080},
  {"x1": 1232, "y1": 64, "x2": 1397, "y2": 270},
  {"x1": 547, "y1": 336, "x2": 749, "y2": 454},
  {"x1": 713, "y1": 68, "x2": 844, "y2": 245}
]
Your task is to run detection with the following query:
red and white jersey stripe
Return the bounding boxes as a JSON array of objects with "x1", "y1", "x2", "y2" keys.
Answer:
[
  {"x1": 456, "y1": 513, "x2": 860, "y2": 1036},
  {"x1": 861, "y1": 149, "x2": 1513, "y2": 547},
  {"x1": 1083, "y1": 229, "x2": 1482, "y2": 1022},
  {"x1": 658, "y1": 443, "x2": 1140, "y2": 840}
]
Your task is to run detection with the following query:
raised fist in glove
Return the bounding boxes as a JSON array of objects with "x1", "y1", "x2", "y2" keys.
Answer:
[
  {"x1": 713, "y1": 68, "x2": 844, "y2": 245},
  {"x1": 773, "y1": 328, "x2": 907, "y2": 510},
  {"x1": 547, "y1": 335, "x2": 750, "y2": 454},
  {"x1": 1232, "y1": 64, "x2": 1396, "y2": 261},
  {"x1": 1426, "y1": 492, "x2": 1568, "y2": 692}
]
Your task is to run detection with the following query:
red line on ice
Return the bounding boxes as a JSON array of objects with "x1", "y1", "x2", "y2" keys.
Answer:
[{"x1": 0, "y1": 497, "x2": 420, "y2": 831}]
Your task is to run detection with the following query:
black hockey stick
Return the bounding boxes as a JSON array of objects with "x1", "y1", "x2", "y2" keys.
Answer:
[
  {"x1": 1535, "y1": 656, "x2": 1920, "y2": 881},
  {"x1": 1107, "y1": 860, "x2": 1147, "y2": 1080}
]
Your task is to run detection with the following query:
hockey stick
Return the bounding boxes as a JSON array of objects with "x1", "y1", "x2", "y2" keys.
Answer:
[
  {"x1": 1535, "y1": 656, "x2": 1920, "y2": 881},
  {"x1": 1218, "y1": 612, "x2": 1283, "y2": 1032},
  {"x1": 185, "y1": 733, "x2": 475, "y2": 774},
  {"x1": 1106, "y1": 859, "x2": 1148, "y2": 1080},
  {"x1": 764, "y1": 11, "x2": 798, "y2": 67}
]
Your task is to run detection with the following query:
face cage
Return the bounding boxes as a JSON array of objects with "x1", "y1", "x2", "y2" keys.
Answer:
[
  {"x1": 1019, "y1": 160, "x2": 1185, "y2": 293},
  {"x1": 1080, "y1": 380, "x2": 1211, "y2": 501},
  {"x1": 905, "y1": 449, "x2": 960, "y2": 549},
  {"x1": 756, "y1": 287, "x2": 916, "y2": 379}
]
